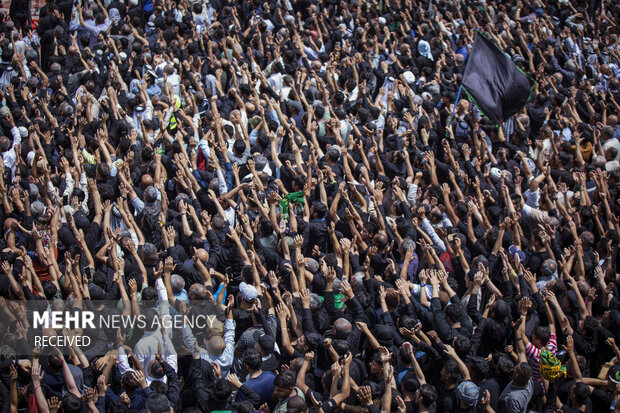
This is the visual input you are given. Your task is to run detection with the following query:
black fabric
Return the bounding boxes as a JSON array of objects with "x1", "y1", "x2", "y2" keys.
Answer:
[{"x1": 461, "y1": 34, "x2": 533, "y2": 124}]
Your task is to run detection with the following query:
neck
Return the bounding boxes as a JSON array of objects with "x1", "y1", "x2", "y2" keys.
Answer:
[{"x1": 250, "y1": 369, "x2": 263, "y2": 379}]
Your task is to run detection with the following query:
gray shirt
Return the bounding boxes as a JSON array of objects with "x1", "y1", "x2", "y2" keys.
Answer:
[{"x1": 497, "y1": 379, "x2": 534, "y2": 413}]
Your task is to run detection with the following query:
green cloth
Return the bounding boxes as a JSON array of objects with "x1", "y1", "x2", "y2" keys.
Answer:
[
  {"x1": 279, "y1": 191, "x2": 305, "y2": 218},
  {"x1": 540, "y1": 349, "x2": 566, "y2": 380},
  {"x1": 334, "y1": 292, "x2": 345, "y2": 310},
  {"x1": 320, "y1": 292, "x2": 345, "y2": 310}
]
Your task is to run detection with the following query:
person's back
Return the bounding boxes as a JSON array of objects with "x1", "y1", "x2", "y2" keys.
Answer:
[
  {"x1": 497, "y1": 379, "x2": 534, "y2": 413},
  {"x1": 497, "y1": 363, "x2": 534, "y2": 413},
  {"x1": 240, "y1": 370, "x2": 276, "y2": 405}
]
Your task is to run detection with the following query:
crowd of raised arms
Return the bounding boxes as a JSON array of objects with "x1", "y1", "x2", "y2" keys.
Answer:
[{"x1": 0, "y1": 0, "x2": 619, "y2": 412}]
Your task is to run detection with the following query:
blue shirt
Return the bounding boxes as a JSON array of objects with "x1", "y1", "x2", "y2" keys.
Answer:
[{"x1": 236, "y1": 371, "x2": 276, "y2": 405}]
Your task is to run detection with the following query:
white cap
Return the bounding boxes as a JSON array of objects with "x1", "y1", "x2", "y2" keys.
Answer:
[{"x1": 403, "y1": 71, "x2": 416, "y2": 85}]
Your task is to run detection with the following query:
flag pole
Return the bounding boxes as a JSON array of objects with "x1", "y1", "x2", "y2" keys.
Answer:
[{"x1": 446, "y1": 84, "x2": 463, "y2": 136}]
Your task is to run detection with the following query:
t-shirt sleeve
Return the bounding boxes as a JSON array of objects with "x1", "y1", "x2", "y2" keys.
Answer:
[
  {"x1": 547, "y1": 333, "x2": 558, "y2": 355},
  {"x1": 525, "y1": 342, "x2": 540, "y2": 362}
]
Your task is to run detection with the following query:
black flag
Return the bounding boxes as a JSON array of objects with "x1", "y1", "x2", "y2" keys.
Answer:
[{"x1": 461, "y1": 33, "x2": 534, "y2": 125}]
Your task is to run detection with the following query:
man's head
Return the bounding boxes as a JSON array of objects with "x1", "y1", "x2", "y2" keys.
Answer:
[
  {"x1": 273, "y1": 370, "x2": 296, "y2": 400},
  {"x1": 170, "y1": 274, "x2": 185, "y2": 294},
  {"x1": 194, "y1": 248, "x2": 208, "y2": 263},
  {"x1": 416, "y1": 384, "x2": 439, "y2": 408},
  {"x1": 121, "y1": 371, "x2": 139, "y2": 393},
  {"x1": 0, "y1": 135, "x2": 11, "y2": 153},
  {"x1": 513, "y1": 362, "x2": 532, "y2": 387},
  {"x1": 296, "y1": 331, "x2": 321, "y2": 353},
  {"x1": 145, "y1": 393, "x2": 171, "y2": 413},
  {"x1": 213, "y1": 379, "x2": 233, "y2": 400},
  {"x1": 332, "y1": 318, "x2": 352, "y2": 339},
  {"x1": 255, "y1": 334, "x2": 275, "y2": 356},
  {"x1": 456, "y1": 381, "x2": 479, "y2": 408},
  {"x1": 440, "y1": 359, "x2": 461, "y2": 385},
  {"x1": 207, "y1": 335, "x2": 226, "y2": 356},
  {"x1": 491, "y1": 299, "x2": 510, "y2": 321},
  {"x1": 541, "y1": 259, "x2": 557, "y2": 278},
  {"x1": 445, "y1": 303, "x2": 463, "y2": 325},
  {"x1": 570, "y1": 382, "x2": 589, "y2": 406},
  {"x1": 188, "y1": 283, "x2": 207, "y2": 300},
  {"x1": 286, "y1": 395, "x2": 308, "y2": 412},
  {"x1": 243, "y1": 348, "x2": 262, "y2": 373},
  {"x1": 60, "y1": 394, "x2": 83, "y2": 413},
  {"x1": 372, "y1": 233, "x2": 389, "y2": 250},
  {"x1": 468, "y1": 357, "x2": 491, "y2": 383},
  {"x1": 310, "y1": 201, "x2": 327, "y2": 219},
  {"x1": 532, "y1": 325, "x2": 551, "y2": 349}
]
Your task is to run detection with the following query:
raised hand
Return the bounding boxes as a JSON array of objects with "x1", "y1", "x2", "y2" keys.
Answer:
[{"x1": 518, "y1": 296, "x2": 532, "y2": 315}]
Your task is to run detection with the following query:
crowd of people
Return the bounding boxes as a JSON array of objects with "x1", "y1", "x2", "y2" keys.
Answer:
[{"x1": 0, "y1": 0, "x2": 619, "y2": 412}]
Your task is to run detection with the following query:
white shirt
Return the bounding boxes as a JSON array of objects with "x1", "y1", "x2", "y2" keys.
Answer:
[
  {"x1": 183, "y1": 319, "x2": 236, "y2": 377},
  {"x1": 2, "y1": 126, "x2": 21, "y2": 181}
]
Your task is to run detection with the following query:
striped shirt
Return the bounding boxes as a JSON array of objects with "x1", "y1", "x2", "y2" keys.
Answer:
[{"x1": 525, "y1": 333, "x2": 557, "y2": 382}]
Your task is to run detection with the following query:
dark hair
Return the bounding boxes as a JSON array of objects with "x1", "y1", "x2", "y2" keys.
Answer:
[
  {"x1": 61, "y1": 394, "x2": 83, "y2": 413},
  {"x1": 469, "y1": 357, "x2": 490, "y2": 381},
  {"x1": 573, "y1": 382, "x2": 589, "y2": 404},
  {"x1": 443, "y1": 359, "x2": 461, "y2": 382},
  {"x1": 445, "y1": 303, "x2": 463, "y2": 323},
  {"x1": 493, "y1": 300, "x2": 509, "y2": 321},
  {"x1": 496, "y1": 355, "x2": 515, "y2": 380},
  {"x1": 236, "y1": 401, "x2": 255, "y2": 413},
  {"x1": 213, "y1": 379, "x2": 233, "y2": 400},
  {"x1": 305, "y1": 331, "x2": 322, "y2": 351},
  {"x1": 145, "y1": 393, "x2": 170, "y2": 413},
  {"x1": 107, "y1": 399, "x2": 129, "y2": 413},
  {"x1": 149, "y1": 379, "x2": 168, "y2": 395},
  {"x1": 582, "y1": 315, "x2": 599, "y2": 337},
  {"x1": 453, "y1": 335, "x2": 471, "y2": 357},
  {"x1": 243, "y1": 349, "x2": 263, "y2": 371},
  {"x1": 399, "y1": 345, "x2": 413, "y2": 365},
  {"x1": 418, "y1": 384, "x2": 439, "y2": 407},
  {"x1": 513, "y1": 362, "x2": 532, "y2": 386},
  {"x1": 533, "y1": 325, "x2": 551, "y2": 346},
  {"x1": 233, "y1": 139, "x2": 246, "y2": 155},
  {"x1": 274, "y1": 370, "x2": 296, "y2": 388},
  {"x1": 121, "y1": 371, "x2": 138, "y2": 391},
  {"x1": 311, "y1": 201, "x2": 327, "y2": 219},
  {"x1": 42, "y1": 281, "x2": 57, "y2": 300}
]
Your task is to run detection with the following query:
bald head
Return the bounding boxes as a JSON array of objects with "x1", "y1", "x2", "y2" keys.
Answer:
[
  {"x1": 373, "y1": 233, "x2": 388, "y2": 249},
  {"x1": 0, "y1": 136, "x2": 11, "y2": 152},
  {"x1": 195, "y1": 248, "x2": 208, "y2": 263},
  {"x1": 189, "y1": 283, "x2": 206, "y2": 300},
  {"x1": 245, "y1": 102, "x2": 256, "y2": 113},
  {"x1": 4, "y1": 218, "x2": 16, "y2": 230},
  {"x1": 141, "y1": 174, "x2": 154, "y2": 188},
  {"x1": 208, "y1": 336, "x2": 226, "y2": 355},
  {"x1": 333, "y1": 318, "x2": 352, "y2": 339}
]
